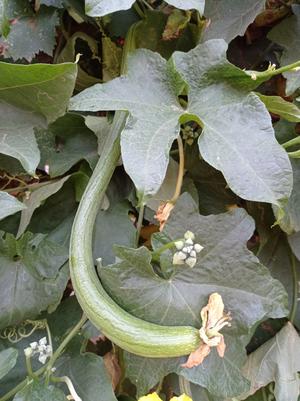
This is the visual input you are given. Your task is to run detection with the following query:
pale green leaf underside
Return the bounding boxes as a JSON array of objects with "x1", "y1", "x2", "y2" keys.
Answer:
[
  {"x1": 0, "y1": 102, "x2": 42, "y2": 174},
  {"x1": 70, "y1": 40, "x2": 292, "y2": 204},
  {"x1": 241, "y1": 323, "x2": 300, "y2": 401},
  {"x1": 257, "y1": 94, "x2": 300, "y2": 122},
  {"x1": 0, "y1": 348, "x2": 18, "y2": 380},
  {"x1": 14, "y1": 382, "x2": 66, "y2": 401},
  {"x1": 0, "y1": 61, "x2": 77, "y2": 123},
  {"x1": 85, "y1": 0, "x2": 204, "y2": 17},
  {"x1": 0, "y1": 192, "x2": 26, "y2": 221}
]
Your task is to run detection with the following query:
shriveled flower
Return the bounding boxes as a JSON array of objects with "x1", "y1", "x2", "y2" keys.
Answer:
[
  {"x1": 173, "y1": 231, "x2": 203, "y2": 268},
  {"x1": 155, "y1": 201, "x2": 174, "y2": 231},
  {"x1": 182, "y1": 293, "x2": 231, "y2": 368},
  {"x1": 138, "y1": 393, "x2": 192, "y2": 401}
]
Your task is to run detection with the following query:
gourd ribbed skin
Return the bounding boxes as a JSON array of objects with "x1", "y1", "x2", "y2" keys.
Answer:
[{"x1": 69, "y1": 111, "x2": 200, "y2": 358}]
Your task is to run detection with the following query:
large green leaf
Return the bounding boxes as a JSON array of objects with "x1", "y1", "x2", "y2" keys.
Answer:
[
  {"x1": 1, "y1": 6, "x2": 59, "y2": 61},
  {"x1": 203, "y1": 0, "x2": 265, "y2": 43},
  {"x1": 240, "y1": 323, "x2": 300, "y2": 401},
  {"x1": 0, "y1": 102, "x2": 44, "y2": 174},
  {"x1": 56, "y1": 353, "x2": 118, "y2": 401},
  {"x1": 71, "y1": 41, "x2": 292, "y2": 205},
  {"x1": 37, "y1": 113, "x2": 98, "y2": 177},
  {"x1": 0, "y1": 192, "x2": 25, "y2": 221},
  {"x1": 99, "y1": 194, "x2": 288, "y2": 397},
  {"x1": 173, "y1": 40, "x2": 292, "y2": 205},
  {"x1": 0, "y1": 231, "x2": 69, "y2": 329},
  {"x1": 13, "y1": 382, "x2": 66, "y2": 401},
  {"x1": 268, "y1": 5, "x2": 300, "y2": 95},
  {"x1": 17, "y1": 176, "x2": 70, "y2": 238},
  {"x1": 70, "y1": 49, "x2": 184, "y2": 202},
  {"x1": 0, "y1": 348, "x2": 18, "y2": 380},
  {"x1": 0, "y1": 61, "x2": 77, "y2": 123},
  {"x1": 85, "y1": 0, "x2": 204, "y2": 17}
]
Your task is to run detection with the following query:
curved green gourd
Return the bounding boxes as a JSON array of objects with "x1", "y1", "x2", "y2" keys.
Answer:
[{"x1": 69, "y1": 110, "x2": 200, "y2": 357}]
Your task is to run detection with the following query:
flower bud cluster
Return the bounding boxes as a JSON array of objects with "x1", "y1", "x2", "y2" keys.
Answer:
[
  {"x1": 24, "y1": 337, "x2": 52, "y2": 364},
  {"x1": 172, "y1": 231, "x2": 203, "y2": 268}
]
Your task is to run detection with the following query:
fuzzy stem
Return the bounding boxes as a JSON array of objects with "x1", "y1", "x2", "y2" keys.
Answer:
[{"x1": 171, "y1": 136, "x2": 185, "y2": 203}]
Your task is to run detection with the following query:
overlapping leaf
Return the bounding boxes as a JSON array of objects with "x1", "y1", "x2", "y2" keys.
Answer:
[
  {"x1": 1, "y1": 6, "x2": 59, "y2": 61},
  {"x1": 0, "y1": 192, "x2": 26, "y2": 221},
  {"x1": 0, "y1": 61, "x2": 77, "y2": 123},
  {"x1": 85, "y1": 0, "x2": 204, "y2": 17},
  {"x1": 13, "y1": 382, "x2": 66, "y2": 401},
  {"x1": 203, "y1": 0, "x2": 265, "y2": 43},
  {"x1": 99, "y1": 194, "x2": 288, "y2": 397},
  {"x1": 0, "y1": 348, "x2": 18, "y2": 380},
  {"x1": 268, "y1": 5, "x2": 300, "y2": 95}
]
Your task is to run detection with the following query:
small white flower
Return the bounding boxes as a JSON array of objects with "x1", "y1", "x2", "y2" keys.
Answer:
[
  {"x1": 28, "y1": 337, "x2": 52, "y2": 365},
  {"x1": 194, "y1": 243, "x2": 204, "y2": 253},
  {"x1": 184, "y1": 231, "x2": 195, "y2": 241},
  {"x1": 39, "y1": 337, "x2": 47, "y2": 346},
  {"x1": 175, "y1": 240, "x2": 184, "y2": 250},
  {"x1": 186, "y1": 257, "x2": 197, "y2": 268},
  {"x1": 30, "y1": 341, "x2": 38, "y2": 350},
  {"x1": 173, "y1": 231, "x2": 204, "y2": 268},
  {"x1": 38, "y1": 353, "x2": 48, "y2": 364}
]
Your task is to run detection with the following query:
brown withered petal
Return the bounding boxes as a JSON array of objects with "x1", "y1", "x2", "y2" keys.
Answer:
[{"x1": 181, "y1": 343, "x2": 211, "y2": 368}]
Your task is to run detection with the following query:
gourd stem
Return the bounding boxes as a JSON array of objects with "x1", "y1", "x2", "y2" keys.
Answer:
[{"x1": 282, "y1": 136, "x2": 300, "y2": 149}]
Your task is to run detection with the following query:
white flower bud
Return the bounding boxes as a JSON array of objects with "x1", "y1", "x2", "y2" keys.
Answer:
[
  {"x1": 185, "y1": 238, "x2": 194, "y2": 246},
  {"x1": 190, "y1": 250, "x2": 196, "y2": 258},
  {"x1": 24, "y1": 347, "x2": 33, "y2": 357},
  {"x1": 194, "y1": 243, "x2": 204, "y2": 253},
  {"x1": 175, "y1": 240, "x2": 184, "y2": 250},
  {"x1": 30, "y1": 341, "x2": 38, "y2": 350},
  {"x1": 186, "y1": 257, "x2": 197, "y2": 268},
  {"x1": 184, "y1": 231, "x2": 195, "y2": 240}
]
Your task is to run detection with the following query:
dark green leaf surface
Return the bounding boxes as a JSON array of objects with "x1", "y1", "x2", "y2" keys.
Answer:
[
  {"x1": 268, "y1": 5, "x2": 300, "y2": 95},
  {"x1": 0, "y1": 61, "x2": 77, "y2": 123},
  {"x1": 173, "y1": 40, "x2": 292, "y2": 205},
  {"x1": 0, "y1": 192, "x2": 25, "y2": 221},
  {"x1": 37, "y1": 113, "x2": 98, "y2": 177},
  {"x1": 56, "y1": 353, "x2": 118, "y2": 401},
  {"x1": 0, "y1": 102, "x2": 44, "y2": 174},
  {"x1": 0, "y1": 347, "x2": 18, "y2": 380},
  {"x1": 0, "y1": 231, "x2": 69, "y2": 328},
  {"x1": 17, "y1": 176, "x2": 70, "y2": 238},
  {"x1": 1, "y1": 6, "x2": 59, "y2": 61}
]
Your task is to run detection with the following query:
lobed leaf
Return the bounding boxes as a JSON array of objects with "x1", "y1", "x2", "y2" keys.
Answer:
[{"x1": 0, "y1": 192, "x2": 26, "y2": 221}]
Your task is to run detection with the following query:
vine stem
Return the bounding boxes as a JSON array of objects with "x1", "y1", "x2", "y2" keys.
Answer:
[
  {"x1": 171, "y1": 136, "x2": 185, "y2": 203},
  {"x1": 282, "y1": 136, "x2": 300, "y2": 149},
  {"x1": 254, "y1": 60, "x2": 300, "y2": 80},
  {"x1": 136, "y1": 203, "x2": 145, "y2": 246},
  {"x1": 0, "y1": 314, "x2": 87, "y2": 401},
  {"x1": 3, "y1": 180, "x2": 59, "y2": 194},
  {"x1": 45, "y1": 314, "x2": 87, "y2": 381},
  {"x1": 51, "y1": 376, "x2": 82, "y2": 401},
  {"x1": 151, "y1": 238, "x2": 184, "y2": 263},
  {"x1": 289, "y1": 253, "x2": 298, "y2": 324}
]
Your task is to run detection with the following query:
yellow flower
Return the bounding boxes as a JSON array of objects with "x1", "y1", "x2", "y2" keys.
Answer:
[
  {"x1": 138, "y1": 393, "x2": 192, "y2": 401},
  {"x1": 182, "y1": 293, "x2": 231, "y2": 368}
]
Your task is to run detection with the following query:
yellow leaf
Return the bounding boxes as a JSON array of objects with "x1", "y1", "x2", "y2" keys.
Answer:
[{"x1": 138, "y1": 393, "x2": 162, "y2": 401}]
